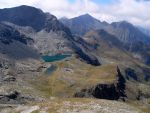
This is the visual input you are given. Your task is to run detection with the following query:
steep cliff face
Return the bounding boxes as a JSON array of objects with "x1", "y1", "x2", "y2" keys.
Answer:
[
  {"x1": 0, "y1": 22, "x2": 33, "y2": 45},
  {"x1": 71, "y1": 35, "x2": 101, "y2": 66},
  {"x1": 74, "y1": 67, "x2": 126, "y2": 101},
  {"x1": 0, "y1": 6, "x2": 73, "y2": 55},
  {"x1": 0, "y1": 5, "x2": 72, "y2": 34},
  {"x1": 0, "y1": 22, "x2": 39, "y2": 60},
  {"x1": 108, "y1": 21, "x2": 150, "y2": 45}
]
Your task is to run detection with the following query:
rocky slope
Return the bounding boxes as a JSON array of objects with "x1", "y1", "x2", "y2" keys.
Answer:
[
  {"x1": 0, "y1": 5, "x2": 70, "y2": 32},
  {"x1": 138, "y1": 26, "x2": 150, "y2": 37},
  {"x1": 0, "y1": 5, "x2": 73, "y2": 55},
  {"x1": 60, "y1": 14, "x2": 108, "y2": 36},
  {"x1": 107, "y1": 21, "x2": 150, "y2": 45},
  {"x1": 0, "y1": 6, "x2": 101, "y2": 65},
  {"x1": 0, "y1": 5, "x2": 149, "y2": 113},
  {"x1": 0, "y1": 98, "x2": 146, "y2": 113},
  {"x1": 105, "y1": 21, "x2": 150, "y2": 65},
  {"x1": 61, "y1": 14, "x2": 150, "y2": 65},
  {"x1": 75, "y1": 67, "x2": 127, "y2": 101},
  {"x1": 0, "y1": 22, "x2": 39, "y2": 60},
  {"x1": 61, "y1": 14, "x2": 150, "y2": 46}
]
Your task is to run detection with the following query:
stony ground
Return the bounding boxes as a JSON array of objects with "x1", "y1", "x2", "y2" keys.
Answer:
[{"x1": 0, "y1": 98, "x2": 145, "y2": 113}]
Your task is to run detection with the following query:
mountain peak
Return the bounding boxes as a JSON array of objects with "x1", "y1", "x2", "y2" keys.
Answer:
[
  {"x1": 0, "y1": 5, "x2": 46, "y2": 31},
  {"x1": 2, "y1": 5, "x2": 42, "y2": 12},
  {"x1": 111, "y1": 20, "x2": 134, "y2": 29},
  {"x1": 119, "y1": 21, "x2": 133, "y2": 26},
  {"x1": 120, "y1": 20, "x2": 130, "y2": 24},
  {"x1": 109, "y1": 20, "x2": 150, "y2": 46},
  {"x1": 0, "y1": 5, "x2": 71, "y2": 33},
  {"x1": 14, "y1": 5, "x2": 35, "y2": 8},
  {"x1": 59, "y1": 17, "x2": 69, "y2": 22},
  {"x1": 81, "y1": 13, "x2": 92, "y2": 17},
  {"x1": 77, "y1": 13, "x2": 95, "y2": 19},
  {"x1": 61, "y1": 13, "x2": 108, "y2": 35}
]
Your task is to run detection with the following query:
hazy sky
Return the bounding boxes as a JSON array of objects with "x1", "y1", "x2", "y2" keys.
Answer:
[{"x1": 0, "y1": 0, "x2": 150, "y2": 28}]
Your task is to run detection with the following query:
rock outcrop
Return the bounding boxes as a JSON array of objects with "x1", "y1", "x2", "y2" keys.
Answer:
[
  {"x1": 0, "y1": 91, "x2": 34, "y2": 104},
  {"x1": 75, "y1": 67, "x2": 126, "y2": 101}
]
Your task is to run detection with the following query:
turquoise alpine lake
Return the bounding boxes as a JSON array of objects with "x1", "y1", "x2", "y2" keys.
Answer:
[
  {"x1": 42, "y1": 54, "x2": 71, "y2": 62},
  {"x1": 42, "y1": 54, "x2": 71, "y2": 75}
]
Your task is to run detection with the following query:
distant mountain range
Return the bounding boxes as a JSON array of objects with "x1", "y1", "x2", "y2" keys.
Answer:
[
  {"x1": 61, "y1": 14, "x2": 150, "y2": 65},
  {"x1": 0, "y1": 5, "x2": 149, "y2": 66},
  {"x1": 60, "y1": 14, "x2": 150, "y2": 45}
]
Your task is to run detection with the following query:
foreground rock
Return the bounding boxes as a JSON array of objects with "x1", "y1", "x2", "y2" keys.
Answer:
[
  {"x1": 0, "y1": 91, "x2": 35, "y2": 104},
  {"x1": 0, "y1": 98, "x2": 145, "y2": 113}
]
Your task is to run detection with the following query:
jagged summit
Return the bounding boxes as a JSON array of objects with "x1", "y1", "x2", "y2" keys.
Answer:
[
  {"x1": 61, "y1": 13, "x2": 107, "y2": 35},
  {"x1": 111, "y1": 21, "x2": 135, "y2": 29},
  {"x1": 109, "y1": 20, "x2": 150, "y2": 45},
  {"x1": 3, "y1": 5, "x2": 42, "y2": 11},
  {"x1": 74, "y1": 13, "x2": 95, "y2": 19},
  {"x1": 0, "y1": 5, "x2": 46, "y2": 31},
  {"x1": 0, "y1": 5, "x2": 72, "y2": 36}
]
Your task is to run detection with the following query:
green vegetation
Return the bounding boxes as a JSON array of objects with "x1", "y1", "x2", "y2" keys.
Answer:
[{"x1": 30, "y1": 57, "x2": 118, "y2": 98}]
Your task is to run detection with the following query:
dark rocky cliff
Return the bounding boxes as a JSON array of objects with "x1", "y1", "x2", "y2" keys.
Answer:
[{"x1": 75, "y1": 67, "x2": 127, "y2": 101}]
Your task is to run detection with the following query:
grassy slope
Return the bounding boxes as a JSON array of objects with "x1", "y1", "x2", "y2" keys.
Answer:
[
  {"x1": 30, "y1": 56, "x2": 118, "y2": 98},
  {"x1": 27, "y1": 56, "x2": 150, "y2": 113}
]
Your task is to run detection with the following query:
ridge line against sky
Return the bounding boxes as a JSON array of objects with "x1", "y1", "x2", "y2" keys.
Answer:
[{"x1": 0, "y1": 0, "x2": 150, "y2": 28}]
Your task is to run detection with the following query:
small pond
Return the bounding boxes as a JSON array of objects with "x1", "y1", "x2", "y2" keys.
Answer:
[{"x1": 45, "y1": 65, "x2": 57, "y2": 75}]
